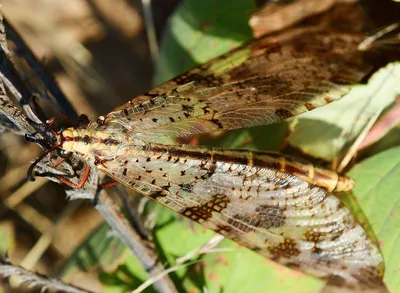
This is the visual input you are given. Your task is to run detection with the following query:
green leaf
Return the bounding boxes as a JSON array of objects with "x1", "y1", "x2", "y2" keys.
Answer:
[
  {"x1": 197, "y1": 123, "x2": 289, "y2": 152},
  {"x1": 363, "y1": 127, "x2": 400, "y2": 158},
  {"x1": 106, "y1": 207, "x2": 324, "y2": 293},
  {"x1": 61, "y1": 223, "x2": 130, "y2": 285},
  {"x1": 153, "y1": 209, "x2": 324, "y2": 293},
  {"x1": 287, "y1": 63, "x2": 400, "y2": 161},
  {"x1": 154, "y1": 0, "x2": 289, "y2": 153},
  {"x1": 349, "y1": 147, "x2": 400, "y2": 293},
  {"x1": 153, "y1": 0, "x2": 255, "y2": 86},
  {"x1": 101, "y1": 254, "x2": 152, "y2": 293},
  {"x1": 201, "y1": 241, "x2": 323, "y2": 293}
]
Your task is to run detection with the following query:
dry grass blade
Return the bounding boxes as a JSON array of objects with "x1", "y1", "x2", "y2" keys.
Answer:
[
  {"x1": 337, "y1": 65, "x2": 398, "y2": 172},
  {"x1": 134, "y1": 235, "x2": 229, "y2": 293},
  {"x1": 95, "y1": 191, "x2": 178, "y2": 293},
  {"x1": 20, "y1": 200, "x2": 82, "y2": 270},
  {"x1": 0, "y1": 163, "x2": 32, "y2": 194},
  {"x1": 175, "y1": 234, "x2": 226, "y2": 264},
  {"x1": 141, "y1": 0, "x2": 159, "y2": 62},
  {"x1": 131, "y1": 261, "x2": 199, "y2": 293},
  {"x1": 250, "y1": 0, "x2": 340, "y2": 37},
  {"x1": 3, "y1": 177, "x2": 47, "y2": 209}
]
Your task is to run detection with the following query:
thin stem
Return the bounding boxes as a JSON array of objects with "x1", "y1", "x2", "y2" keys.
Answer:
[
  {"x1": 140, "y1": 0, "x2": 159, "y2": 63},
  {"x1": 95, "y1": 191, "x2": 178, "y2": 293}
]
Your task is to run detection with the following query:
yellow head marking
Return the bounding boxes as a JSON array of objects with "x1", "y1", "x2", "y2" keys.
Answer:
[{"x1": 60, "y1": 129, "x2": 75, "y2": 152}]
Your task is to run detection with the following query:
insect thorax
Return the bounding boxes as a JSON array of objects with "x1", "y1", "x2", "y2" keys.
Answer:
[{"x1": 60, "y1": 127, "x2": 124, "y2": 162}]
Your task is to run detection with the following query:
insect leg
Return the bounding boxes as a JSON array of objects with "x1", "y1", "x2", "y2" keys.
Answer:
[
  {"x1": 56, "y1": 164, "x2": 91, "y2": 189},
  {"x1": 92, "y1": 180, "x2": 118, "y2": 206},
  {"x1": 50, "y1": 157, "x2": 65, "y2": 168},
  {"x1": 101, "y1": 180, "x2": 118, "y2": 189}
]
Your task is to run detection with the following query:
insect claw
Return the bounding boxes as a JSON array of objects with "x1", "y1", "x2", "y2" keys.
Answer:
[
  {"x1": 27, "y1": 163, "x2": 37, "y2": 181},
  {"x1": 27, "y1": 151, "x2": 46, "y2": 181}
]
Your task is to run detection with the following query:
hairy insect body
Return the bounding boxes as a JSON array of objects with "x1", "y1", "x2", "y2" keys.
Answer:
[
  {"x1": 60, "y1": 127, "x2": 127, "y2": 160},
  {"x1": 60, "y1": 126, "x2": 353, "y2": 193}
]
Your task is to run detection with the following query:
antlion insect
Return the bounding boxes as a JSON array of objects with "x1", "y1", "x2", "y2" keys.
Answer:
[{"x1": 27, "y1": 25, "x2": 399, "y2": 291}]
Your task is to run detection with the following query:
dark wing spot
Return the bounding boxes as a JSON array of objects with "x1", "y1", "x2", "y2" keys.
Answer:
[
  {"x1": 256, "y1": 205, "x2": 286, "y2": 229},
  {"x1": 275, "y1": 109, "x2": 294, "y2": 119},
  {"x1": 211, "y1": 118, "x2": 224, "y2": 129},
  {"x1": 326, "y1": 275, "x2": 348, "y2": 288},
  {"x1": 149, "y1": 190, "x2": 167, "y2": 199},
  {"x1": 202, "y1": 105, "x2": 212, "y2": 114},
  {"x1": 182, "y1": 104, "x2": 194, "y2": 113},
  {"x1": 229, "y1": 205, "x2": 286, "y2": 233},
  {"x1": 312, "y1": 247, "x2": 323, "y2": 254},
  {"x1": 215, "y1": 225, "x2": 232, "y2": 234},
  {"x1": 304, "y1": 229, "x2": 327, "y2": 242},
  {"x1": 305, "y1": 102, "x2": 316, "y2": 111},
  {"x1": 268, "y1": 238, "x2": 301, "y2": 258},
  {"x1": 286, "y1": 262, "x2": 301, "y2": 269},
  {"x1": 181, "y1": 194, "x2": 230, "y2": 222},
  {"x1": 180, "y1": 183, "x2": 193, "y2": 193}
]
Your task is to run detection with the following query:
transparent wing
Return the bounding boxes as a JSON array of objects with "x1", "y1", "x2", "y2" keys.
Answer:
[
  {"x1": 95, "y1": 144, "x2": 382, "y2": 288},
  {"x1": 92, "y1": 30, "x2": 374, "y2": 143}
]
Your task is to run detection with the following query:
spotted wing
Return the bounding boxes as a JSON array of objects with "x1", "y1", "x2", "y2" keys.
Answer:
[
  {"x1": 95, "y1": 144, "x2": 383, "y2": 289},
  {"x1": 93, "y1": 29, "x2": 375, "y2": 143}
]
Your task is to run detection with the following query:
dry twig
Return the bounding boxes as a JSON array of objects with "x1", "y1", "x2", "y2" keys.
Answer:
[{"x1": 0, "y1": 258, "x2": 92, "y2": 293}]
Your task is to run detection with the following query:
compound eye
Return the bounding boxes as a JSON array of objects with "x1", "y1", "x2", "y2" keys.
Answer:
[{"x1": 57, "y1": 149, "x2": 71, "y2": 158}]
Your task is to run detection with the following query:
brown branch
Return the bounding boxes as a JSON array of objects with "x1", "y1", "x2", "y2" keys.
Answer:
[
  {"x1": 0, "y1": 78, "x2": 37, "y2": 135},
  {"x1": 0, "y1": 258, "x2": 93, "y2": 293},
  {"x1": 0, "y1": 8, "x2": 178, "y2": 293}
]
